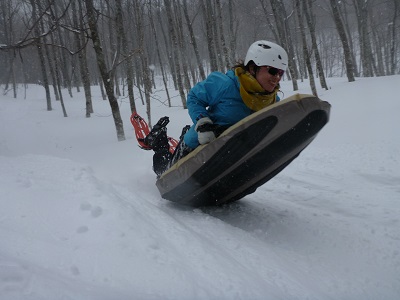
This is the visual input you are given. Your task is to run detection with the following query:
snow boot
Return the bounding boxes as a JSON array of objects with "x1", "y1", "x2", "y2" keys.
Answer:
[
  {"x1": 144, "y1": 117, "x2": 173, "y2": 177},
  {"x1": 143, "y1": 116, "x2": 170, "y2": 149}
]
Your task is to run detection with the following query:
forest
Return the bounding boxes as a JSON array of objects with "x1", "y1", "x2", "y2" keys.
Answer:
[{"x1": 0, "y1": 0, "x2": 399, "y2": 140}]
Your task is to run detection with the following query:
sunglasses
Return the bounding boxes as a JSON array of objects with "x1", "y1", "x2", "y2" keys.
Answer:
[{"x1": 266, "y1": 66, "x2": 285, "y2": 77}]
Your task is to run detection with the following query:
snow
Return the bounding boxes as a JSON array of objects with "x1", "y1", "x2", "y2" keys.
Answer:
[{"x1": 1, "y1": 75, "x2": 400, "y2": 300}]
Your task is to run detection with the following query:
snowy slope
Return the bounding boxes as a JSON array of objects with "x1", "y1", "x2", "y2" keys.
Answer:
[{"x1": 0, "y1": 75, "x2": 399, "y2": 300}]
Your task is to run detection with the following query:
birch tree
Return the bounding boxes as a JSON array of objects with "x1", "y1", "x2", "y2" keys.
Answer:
[
  {"x1": 133, "y1": 0, "x2": 153, "y2": 126},
  {"x1": 295, "y1": 0, "x2": 318, "y2": 96},
  {"x1": 84, "y1": 0, "x2": 125, "y2": 141},
  {"x1": 389, "y1": 0, "x2": 399, "y2": 75},
  {"x1": 72, "y1": 0, "x2": 92, "y2": 117},
  {"x1": 164, "y1": 0, "x2": 187, "y2": 108},
  {"x1": 269, "y1": 0, "x2": 299, "y2": 90},
  {"x1": 200, "y1": 0, "x2": 218, "y2": 72},
  {"x1": 353, "y1": 0, "x2": 374, "y2": 77},
  {"x1": 304, "y1": 0, "x2": 328, "y2": 90},
  {"x1": 115, "y1": 0, "x2": 136, "y2": 113},
  {"x1": 182, "y1": 0, "x2": 205, "y2": 81},
  {"x1": 148, "y1": 1, "x2": 172, "y2": 106},
  {"x1": 29, "y1": 0, "x2": 52, "y2": 111},
  {"x1": 329, "y1": 0, "x2": 356, "y2": 82}
]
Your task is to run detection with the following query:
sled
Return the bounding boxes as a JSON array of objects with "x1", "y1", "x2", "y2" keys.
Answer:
[
  {"x1": 155, "y1": 94, "x2": 331, "y2": 207},
  {"x1": 130, "y1": 112, "x2": 178, "y2": 154}
]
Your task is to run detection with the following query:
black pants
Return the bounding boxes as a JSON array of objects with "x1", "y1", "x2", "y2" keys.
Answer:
[{"x1": 152, "y1": 124, "x2": 192, "y2": 177}]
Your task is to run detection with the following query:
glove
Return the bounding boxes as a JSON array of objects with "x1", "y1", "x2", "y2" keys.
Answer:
[{"x1": 195, "y1": 117, "x2": 216, "y2": 145}]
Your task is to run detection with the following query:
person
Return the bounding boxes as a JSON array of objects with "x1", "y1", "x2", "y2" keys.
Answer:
[{"x1": 144, "y1": 40, "x2": 288, "y2": 176}]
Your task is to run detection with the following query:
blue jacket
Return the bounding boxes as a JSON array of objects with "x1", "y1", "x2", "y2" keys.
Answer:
[{"x1": 183, "y1": 70, "x2": 253, "y2": 149}]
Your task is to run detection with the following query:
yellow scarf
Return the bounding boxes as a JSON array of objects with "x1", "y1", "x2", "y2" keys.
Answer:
[{"x1": 235, "y1": 67, "x2": 279, "y2": 112}]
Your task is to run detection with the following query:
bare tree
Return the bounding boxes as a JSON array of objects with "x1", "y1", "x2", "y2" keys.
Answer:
[
  {"x1": 51, "y1": 1, "x2": 73, "y2": 97},
  {"x1": 115, "y1": 0, "x2": 136, "y2": 114},
  {"x1": 172, "y1": 0, "x2": 192, "y2": 92},
  {"x1": 329, "y1": 0, "x2": 356, "y2": 82},
  {"x1": 48, "y1": 28, "x2": 68, "y2": 117},
  {"x1": 269, "y1": 0, "x2": 299, "y2": 91},
  {"x1": 216, "y1": 0, "x2": 231, "y2": 70},
  {"x1": 148, "y1": 1, "x2": 172, "y2": 106},
  {"x1": 228, "y1": 0, "x2": 238, "y2": 64},
  {"x1": 0, "y1": 0, "x2": 18, "y2": 98},
  {"x1": 182, "y1": 0, "x2": 206, "y2": 81},
  {"x1": 164, "y1": 0, "x2": 187, "y2": 108},
  {"x1": 84, "y1": 0, "x2": 125, "y2": 141},
  {"x1": 72, "y1": 0, "x2": 92, "y2": 117},
  {"x1": 336, "y1": 0, "x2": 359, "y2": 76},
  {"x1": 133, "y1": 0, "x2": 153, "y2": 126},
  {"x1": 295, "y1": 0, "x2": 318, "y2": 96},
  {"x1": 29, "y1": 0, "x2": 52, "y2": 111},
  {"x1": 353, "y1": 0, "x2": 374, "y2": 77},
  {"x1": 388, "y1": 0, "x2": 398, "y2": 75},
  {"x1": 200, "y1": 0, "x2": 218, "y2": 72},
  {"x1": 304, "y1": 0, "x2": 328, "y2": 90}
]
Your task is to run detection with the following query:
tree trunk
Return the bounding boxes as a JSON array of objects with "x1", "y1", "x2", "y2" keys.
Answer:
[
  {"x1": 216, "y1": 0, "x2": 231, "y2": 70},
  {"x1": 149, "y1": 1, "x2": 172, "y2": 107},
  {"x1": 296, "y1": 0, "x2": 317, "y2": 97},
  {"x1": 200, "y1": 0, "x2": 218, "y2": 72},
  {"x1": 133, "y1": 0, "x2": 153, "y2": 126},
  {"x1": 29, "y1": 0, "x2": 52, "y2": 111},
  {"x1": 43, "y1": 36, "x2": 60, "y2": 101},
  {"x1": 182, "y1": 0, "x2": 206, "y2": 81},
  {"x1": 49, "y1": 32, "x2": 68, "y2": 117},
  {"x1": 52, "y1": 1, "x2": 72, "y2": 97},
  {"x1": 339, "y1": 2, "x2": 360, "y2": 77},
  {"x1": 259, "y1": 1, "x2": 279, "y2": 43},
  {"x1": 353, "y1": 0, "x2": 374, "y2": 77},
  {"x1": 269, "y1": 0, "x2": 299, "y2": 91},
  {"x1": 304, "y1": 0, "x2": 328, "y2": 90},
  {"x1": 389, "y1": 0, "x2": 398, "y2": 75},
  {"x1": 173, "y1": 0, "x2": 192, "y2": 92},
  {"x1": 116, "y1": 0, "x2": 136, "y2": 113},
  {"x1": 155, "y1": 4, "x2": 177, "y2": 91},
  {"x1": 207, "y1": 0, "x2": 224, "y2": 71},
  {"x1": 164, "y1": 0, "x2": 187, "y2": 108},
  {"x1": 78, "y1": 0, "x2": 93, "y2": 116},
  {"x1": 329, "y1": 0, "x2": 356, "y2": 82},
  {"x1": 84, "y1": 0, "x2": 125, "y2": 141},
  {"x1": 228, "y1": 1, "x2": 237, "y2": 65}
]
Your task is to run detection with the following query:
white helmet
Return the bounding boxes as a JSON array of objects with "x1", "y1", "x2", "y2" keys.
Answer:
[{"x1": 244, "y1": 40, "x2": 288, "y2": 70}]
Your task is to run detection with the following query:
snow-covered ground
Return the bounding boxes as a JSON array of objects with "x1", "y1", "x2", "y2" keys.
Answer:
[{"x1": 1, "y1": 75, "x2": 399, "y2": 300}]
